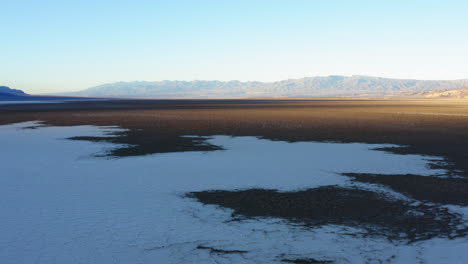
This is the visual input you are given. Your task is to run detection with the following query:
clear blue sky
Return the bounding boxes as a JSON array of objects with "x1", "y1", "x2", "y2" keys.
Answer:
[{"x1": 1, "y1": 0, "x2": 468, "y2": 93}]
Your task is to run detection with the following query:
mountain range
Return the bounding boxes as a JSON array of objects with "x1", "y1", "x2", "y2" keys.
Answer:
[{"x1": 63, "y1": 76, "x2": 468, "y2": 98}]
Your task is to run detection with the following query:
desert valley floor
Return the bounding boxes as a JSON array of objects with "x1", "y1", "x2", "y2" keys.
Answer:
[{"x1": 1, "y1": 99, "x2": 468, "y2": 263}]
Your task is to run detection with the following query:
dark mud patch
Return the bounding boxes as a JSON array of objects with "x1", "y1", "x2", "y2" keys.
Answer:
[
  {"x1": 188, "y1": 186, "x2": 467, "y2": 242},
  {"x1": 373, "y1": 146, "x2": 464, "y2": 176},
  {"x1": 281, "y1": 258, "x2": 333, "y2": 264},
  {"x1": 344, "y1": 173, "x2": 468, "y2": 205},
  {"x1": 22, "y1": 124, "x2": 47, "y2": 130},
  {"x1": 196, "y1": 245, "x2": 248, "y2": 255},
  {"x1": 67, "y1": 130, "x2": 223, "y2": 157},
  {"x1": 17, "y1": 121, "x2": 47, "y2": 130}
]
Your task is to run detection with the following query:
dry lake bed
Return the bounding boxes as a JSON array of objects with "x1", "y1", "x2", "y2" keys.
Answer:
[
  {"x1": 1, "y1": 100, "x2": 468, "y2": 263},
  {"x1": 1, "y1": 121, "x2": 468, "y2": 263}
]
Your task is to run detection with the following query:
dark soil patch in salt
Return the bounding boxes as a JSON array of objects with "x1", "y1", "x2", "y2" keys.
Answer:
[
  {"x1": 281, "y1": 258, "x2": 333, "y2": 264},
  {"x1": 68, "y1": 131, "x2": 222, "y2": 157},
  {"x1": 196, "y1": 245, "x2": 248, "y2": 255},
  {"x1": 344, "y1": 173, "x2": 468, "y2": 205},
  {"x1": 188, "y1": 186, "x2": 467, "y2": 242}
]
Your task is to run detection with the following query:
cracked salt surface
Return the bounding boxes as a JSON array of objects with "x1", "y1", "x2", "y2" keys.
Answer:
[{"x1": 0, "y1": 122, "x2": 467, "y2": 263}]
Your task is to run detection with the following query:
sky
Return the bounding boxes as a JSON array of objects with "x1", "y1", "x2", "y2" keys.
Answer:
[{"x1": 1, "y1": 0, "x2": 468, "y2": 94}]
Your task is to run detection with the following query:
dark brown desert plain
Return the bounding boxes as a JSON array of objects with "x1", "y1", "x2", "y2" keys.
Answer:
[{"x1": 2, "y1": 99, "x2": 468, "y2": 243}]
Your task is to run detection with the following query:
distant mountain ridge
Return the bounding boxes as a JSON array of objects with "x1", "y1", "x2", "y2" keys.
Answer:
[
  {"x1": 0, "y1": 86, "x2": 27, "y2": 95},
  {"x1": 64, "y1": 76, "x2": 468, "y2": 98},
  {"x1": 0, "y1": 85, "x2": 97, "y2": 102}
]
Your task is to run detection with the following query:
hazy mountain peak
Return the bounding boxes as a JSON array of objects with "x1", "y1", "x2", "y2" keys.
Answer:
[{"x1": 0, "y1": 86, "x2": 27, "y2": 95}]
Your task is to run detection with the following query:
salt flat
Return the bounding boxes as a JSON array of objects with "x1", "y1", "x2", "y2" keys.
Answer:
[{"x1": 0, "y1": 122, "x2": 466, "y2": 264}]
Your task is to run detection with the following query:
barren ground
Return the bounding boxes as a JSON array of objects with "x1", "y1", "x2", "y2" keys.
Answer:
[{"x1": 1, "y1": 99, "x2": 468, "y2": 175}]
